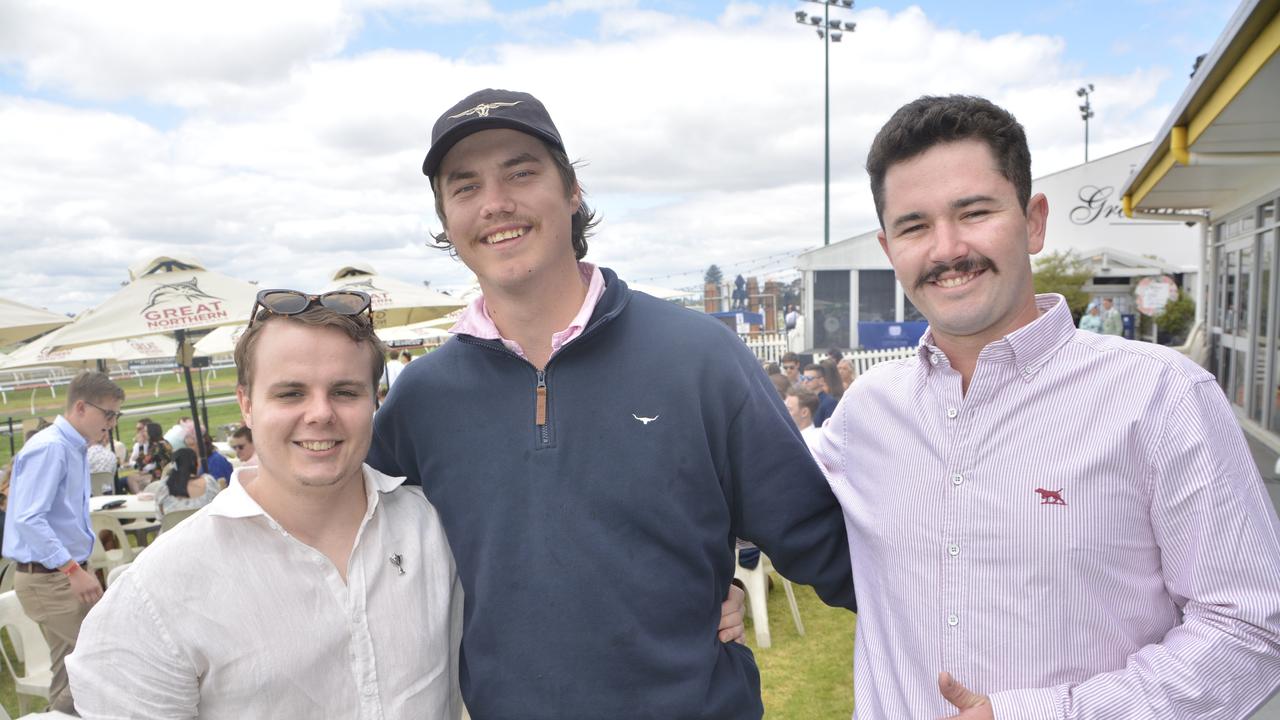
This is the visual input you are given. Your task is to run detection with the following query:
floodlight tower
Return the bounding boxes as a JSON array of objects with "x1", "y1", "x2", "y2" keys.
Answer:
[
  {"x1": 793, "y1": 0, "x2": 856, "y2": 246},
  {"x1": 1077, "y1": 83, "x2": 1095, "y2": 163}
]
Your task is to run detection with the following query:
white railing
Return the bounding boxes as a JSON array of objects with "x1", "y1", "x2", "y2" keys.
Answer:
[
  {"x1": 739, "y1": 331, "x2": 789, "y2": 364},
  {"x1": 846, "y1": 347, "x2": 916, "y2": 376}
]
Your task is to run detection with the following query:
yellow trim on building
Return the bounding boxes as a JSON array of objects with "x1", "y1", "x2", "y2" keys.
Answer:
[{"x1": 1124, "y1": 8, "x2": 1280, "y2": 216}]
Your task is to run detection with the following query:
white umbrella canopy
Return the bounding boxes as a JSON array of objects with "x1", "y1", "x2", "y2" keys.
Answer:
[
  {"x1": 193, "y1": 323, "x2": 246, "y2": 358},
  {"x1": 51, "y1": 256, "x2": 257, "y2": 350},
  {"x1": 326, "y1": 264, "x2": 464, "y2": 329},
  {"x1": 0, "y1": 296, "x2": 71, "y2": 346},
  {"x1": 1, "y1": 324, "x2": 177, "y2": 370},
  {"x1": 376, "y1": 322, "x2": 451, "y2": 344}
]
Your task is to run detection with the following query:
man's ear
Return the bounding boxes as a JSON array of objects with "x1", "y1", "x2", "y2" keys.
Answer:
[{"x1": 236, "y1": 385, "x2": 253, "y2": 429}]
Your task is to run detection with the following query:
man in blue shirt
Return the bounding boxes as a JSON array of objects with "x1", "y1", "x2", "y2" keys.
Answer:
[{"x1": 3, "y1": 370, "x2": 124, "y2": 713}]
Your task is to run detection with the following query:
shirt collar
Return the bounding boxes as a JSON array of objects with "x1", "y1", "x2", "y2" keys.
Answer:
[
  {"x1": 52, "y1": 415, "x2": 88, "y2": 452},
  {"x1": 917, "y1": 294, "x2": 1075, "y2": 373},
  {"x1": 449, "y1": 261, "x2": 603, "y2": 341},
  {"x1": 207, "y1": 463, "x2": 406, "y2": 520}
]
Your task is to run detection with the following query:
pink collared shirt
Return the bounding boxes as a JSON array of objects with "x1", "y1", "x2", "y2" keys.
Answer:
[
  {"x1": 450, "y1": 262, "x2": 605, "y2": 361},
  {"x1": 815, "y1": 294, "x2": 1280, "y2": 718}
]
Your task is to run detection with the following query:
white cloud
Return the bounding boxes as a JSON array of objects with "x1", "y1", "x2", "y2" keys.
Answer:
[{"x1": 0, "y1": 3, "x2": 1193, "y2": 315}]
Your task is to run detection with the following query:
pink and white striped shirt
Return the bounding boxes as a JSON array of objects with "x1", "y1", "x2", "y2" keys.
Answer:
[{"x1": 816, "y1": 294, "x2": 1280, "y2": 719}]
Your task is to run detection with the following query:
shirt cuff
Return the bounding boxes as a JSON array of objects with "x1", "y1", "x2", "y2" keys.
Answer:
[
  {"x1": 37, "y1": 548, "x2": 74, "y2": 571},
  {"x1": 989, "y1": 687, "x2": 1059, "y2": 720}
]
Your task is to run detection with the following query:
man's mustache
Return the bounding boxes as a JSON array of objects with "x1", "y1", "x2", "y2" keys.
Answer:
[{"x1": 915, "y1": 255, "x2": 997, "y2": 290}]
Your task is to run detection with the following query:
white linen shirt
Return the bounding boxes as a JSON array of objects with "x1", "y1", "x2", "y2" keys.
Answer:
[{"x1": 67, "y1": 464, "x2": 462, "y2": 720}]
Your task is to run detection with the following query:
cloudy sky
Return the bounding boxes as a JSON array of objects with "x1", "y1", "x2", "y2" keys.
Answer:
[{"x1": 0, "y1": 0, "x2": 1234, "y2": 315}]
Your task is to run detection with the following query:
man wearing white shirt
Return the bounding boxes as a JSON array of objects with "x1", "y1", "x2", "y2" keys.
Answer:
[
  {"x1": 68, "y1": 294, "x2": 463, "y2": 719},
  {"x1": 784, "y1": 386, "x2": 823, "y2": 455}
]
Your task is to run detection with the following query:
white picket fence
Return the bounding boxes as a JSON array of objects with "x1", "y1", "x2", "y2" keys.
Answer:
[
  {"x1": 846, "y1": 346, "x2": 917, "y2": 375},
  {"x1": 737, "y1": 332, "x2": 916, "y2": 374}
]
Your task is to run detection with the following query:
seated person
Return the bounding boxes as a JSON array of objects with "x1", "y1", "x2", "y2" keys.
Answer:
[
  {"x1": 145, "y1": 448, "x2": 219, "y2": 517},
  {"x1": 185, "y1": 431, "x2": 233, "y2": 486},
  {"x1": 127, "y1": 422, "x2": 172, "y2": 493}
]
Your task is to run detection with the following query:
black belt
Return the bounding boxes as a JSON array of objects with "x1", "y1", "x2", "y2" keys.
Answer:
[{"x1": 15, "y1": 561, "x2": 87, "y2": 574}]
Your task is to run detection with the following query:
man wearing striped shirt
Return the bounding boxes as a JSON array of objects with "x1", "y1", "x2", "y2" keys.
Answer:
[{"x1": 815, "y1": 95, "x2": 1280, "y2": 718}]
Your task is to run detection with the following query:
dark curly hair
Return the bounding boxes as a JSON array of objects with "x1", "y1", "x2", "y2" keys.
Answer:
[
  {"x1": 428, "y1": 140, "x2": 599, "y2": 260},
  {"x1": 866, "y1": 95, "x2": 1032, "y2": 228}
]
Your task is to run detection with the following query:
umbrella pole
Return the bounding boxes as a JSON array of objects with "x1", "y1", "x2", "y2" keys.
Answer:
[
  {"x1": 198, "y1": 366, "x2": 210, "y2": 438},
  {"x1": 175, "y1": 329, "x2": 205, "y2": 467}
]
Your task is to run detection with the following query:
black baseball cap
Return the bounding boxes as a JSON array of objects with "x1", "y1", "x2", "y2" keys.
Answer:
[{"x1": 422, "y1": 89, "x2": 565, "y2": 179}]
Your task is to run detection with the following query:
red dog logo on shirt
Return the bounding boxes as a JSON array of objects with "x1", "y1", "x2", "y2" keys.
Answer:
[{"x1": 1035, "y1": 488, "x2": 1067, "y2": 505}]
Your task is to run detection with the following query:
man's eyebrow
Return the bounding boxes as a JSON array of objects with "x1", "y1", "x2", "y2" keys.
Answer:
[
  {"x1": 264, "y1": 379, "x2": 367, "y2": 391},
  {"x1": 443, "y1": 153, "x2": 542, "y2": 186},
  {"x1": 890, "y1": 211, "x2": 925, "y2": 230},
  {"x1": 443, "y1": 168, "x2": 478, "y2": 186},
  {"x1": 952, "y1": 194, "x2": 996, "y2": 209},
  {"x1": 501, "y1": 152, "x2": 542, "y2": 168}
]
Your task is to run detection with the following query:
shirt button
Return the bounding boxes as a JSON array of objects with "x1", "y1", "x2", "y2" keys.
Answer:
[
  {"x1": 951, "y1": 473, "x2": 964, "y2": 486},
  {"x1": 930, "y1": 355, "x2": 939, "y2": 366},
  {"x1": 1022, "y1": 366, "x2": 1034, "y2": 375},
  {"x1": 947, "y1": 543, "x2": 959, "y2": 556},
  {"x1": 947, "y1": 614, "x2": 959, "y2": 627},
  {"x1": 946, "y1": 407, "x2": 958, "y2": 419}
]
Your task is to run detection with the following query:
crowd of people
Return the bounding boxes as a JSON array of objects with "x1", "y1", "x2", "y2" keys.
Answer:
[{"x1": 0, "y1": 88, "x2": 1276, "y2": 720}]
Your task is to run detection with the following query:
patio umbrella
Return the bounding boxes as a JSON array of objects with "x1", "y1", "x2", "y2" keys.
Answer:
[
  {"x1": 375, "y1": 322, "x2": 451, "y2": 344},
  {"x1": 49, "y1": 256, "x2": 257, "y2": 465},
  {"x1": 0, "y1": 296, "x2": 71, "y2": 346},
  {"x1": 1, "y1": 326, "x2": 177, "y2": 370},
  {"x1": 193, "y1": 323, "x2": 246, "y2": 358},
  {"x1": 628, "y1": 283, "x2": 695, "y2": 301},
  {"x1": 325, "y1": 264, "x2": 464, "y2": 329}
]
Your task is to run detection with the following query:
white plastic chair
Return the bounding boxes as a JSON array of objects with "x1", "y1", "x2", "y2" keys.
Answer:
[
  {"x1": 106, "y1": 563, "x2": 132, "y2": 588},
  {"x1": 88, "y1": 472, "x2": 116, "y2": 497},
  {"x1": 734, "y1": 547, "x2": 804, "y2": 649},
  {"x1": 0, "y1": 559, "x2": 15, "y2": 594},
  {"x1": 0, "y1": 590, "x2": 53, "y2": 714},
  {"x1": 159, "y1": 508, "x2": 197, "y2": 535},
  {"x1": 90, "y1": 513, "x2": 140, "y2": 581}
]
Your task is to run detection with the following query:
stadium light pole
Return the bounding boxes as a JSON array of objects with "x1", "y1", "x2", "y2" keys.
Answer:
[
  {"x1": 1077, "y1": 83, "x2": 1095, "y2": 163},
  {"x1": 793, "y1": 0, "x2": 856, "y2": 246}
]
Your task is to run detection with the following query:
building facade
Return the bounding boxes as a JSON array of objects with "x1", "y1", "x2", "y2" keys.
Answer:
[
  {"x1": 1121, "y1": 0, "x2": 1280, "y2": 450},
  {"x1": 797, "y1": 144, "x2": 1200, "y2": 350}
]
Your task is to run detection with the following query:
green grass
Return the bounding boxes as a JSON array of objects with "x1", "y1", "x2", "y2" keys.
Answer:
[{"x1": 748, "y1": 574, "x2": 856, "y2": 718}]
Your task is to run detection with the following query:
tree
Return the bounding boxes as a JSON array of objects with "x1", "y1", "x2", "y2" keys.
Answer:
[
  {"x1": 1154, "y1": 289, "x2": 1195, "y2": 345},
  {"x1": 704, "y1": 264, "x2": 723, "y2": 286},
  {"x1": 1032, "y1": 250, "x2": 1091, "y2": 321}
]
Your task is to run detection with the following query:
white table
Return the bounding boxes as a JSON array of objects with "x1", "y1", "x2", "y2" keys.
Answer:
[{"x1": 90, "y1": 494, "x2": 158, "y2": 521}]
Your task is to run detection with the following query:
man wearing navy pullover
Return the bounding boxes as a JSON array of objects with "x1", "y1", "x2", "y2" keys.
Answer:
[{"x1": 368, "y1": 89, "x2": 855, "y2": 719}]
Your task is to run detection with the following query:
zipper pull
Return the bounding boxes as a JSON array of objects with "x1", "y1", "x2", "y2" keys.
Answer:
[{"x1": 535, "y1": 370, "x2": 547, "y2": 426}]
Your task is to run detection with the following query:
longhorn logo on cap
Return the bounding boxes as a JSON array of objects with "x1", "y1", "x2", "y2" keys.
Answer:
[{"x1": 449, "y1": 100, "x2": 522, "y2": 119}]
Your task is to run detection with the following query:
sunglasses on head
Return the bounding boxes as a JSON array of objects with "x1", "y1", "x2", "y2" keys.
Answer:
[{"x1": 249, "y1": 289, "x2": 373, "y2": 327}]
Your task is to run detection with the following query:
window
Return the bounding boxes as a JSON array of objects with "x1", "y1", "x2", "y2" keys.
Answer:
[
  {"x1": 1239, "y1": 246, "x2": 1253, "y2": 335},
  {"x1": 858, "y1": 270, "x2": 896, "y2": 322},
  {"x1": 904, "y1": 294, "x2": 924, "y2": 322},
  {"x1": 814, "y1": 271, "x2": 851, "y2": 349}
]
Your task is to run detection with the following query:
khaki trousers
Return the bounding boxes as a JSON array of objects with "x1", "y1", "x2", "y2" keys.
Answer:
[{"x1": 14, "y1": 569, "x2": 91, "y2": 715}]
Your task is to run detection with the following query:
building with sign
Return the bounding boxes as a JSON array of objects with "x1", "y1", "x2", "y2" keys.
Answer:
[
  {"x1": 796, "y1": 143, "x2": 1200, "y2": 350},
  {"x1": 1120, "y1": 0, "x2": 1280, "y2": 452}
]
